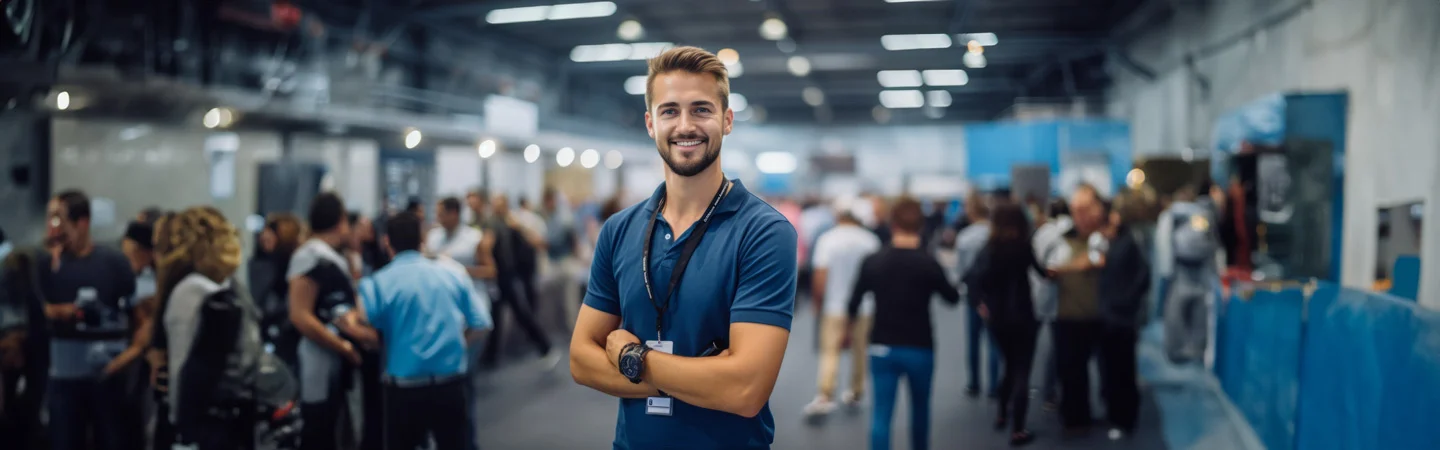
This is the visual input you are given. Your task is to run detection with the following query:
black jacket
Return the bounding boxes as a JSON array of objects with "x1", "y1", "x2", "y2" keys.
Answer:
[{"x1": 1098, "y1": 225, "x2": 1152, "y2": 330}]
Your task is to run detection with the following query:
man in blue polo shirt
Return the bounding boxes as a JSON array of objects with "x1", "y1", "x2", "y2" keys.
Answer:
[
  {"x1": 339, "y1": 212, "x2": 492, "y2": 450},
  {"x1": 569, "y1": 46, "x2": 799, "y2": 450}
]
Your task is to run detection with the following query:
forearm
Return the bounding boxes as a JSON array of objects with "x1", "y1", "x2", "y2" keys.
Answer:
[
  {"x1": 570, "y1": 338, "x2": 659, "y2": 399},
  {"x1": 644, "y1": 352, "x2": 768, "y2": 417},
  {"x1": 291, "y1": 312, "x2": 349, "y2": 354}
]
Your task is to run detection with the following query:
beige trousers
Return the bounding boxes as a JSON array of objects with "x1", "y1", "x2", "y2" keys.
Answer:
[{"x1": 817, "y1": 315, "x2": 873, "y2": 399}]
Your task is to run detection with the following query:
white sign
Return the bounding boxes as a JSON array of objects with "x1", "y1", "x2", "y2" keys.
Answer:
[{"x1": 485, "y1": 95, "x2": 539, "y2": 139}]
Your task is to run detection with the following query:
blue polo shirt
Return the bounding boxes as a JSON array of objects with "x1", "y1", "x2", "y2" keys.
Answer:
[
  {"x1": 359, "y1": 251, "x2": 492, "y2": 379},
  {"x1": 585, "y1": 179, "x2": 798, "y2": 450}
]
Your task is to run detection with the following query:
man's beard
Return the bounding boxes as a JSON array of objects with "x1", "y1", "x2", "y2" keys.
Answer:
[{"x1": 658, "y1": 138, "x2": 721, "y2": 177}]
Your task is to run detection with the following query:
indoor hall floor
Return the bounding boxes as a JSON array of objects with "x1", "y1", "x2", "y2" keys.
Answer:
[{"x1": 468, "y1": 303, "x2": 1171, "y2": 450}]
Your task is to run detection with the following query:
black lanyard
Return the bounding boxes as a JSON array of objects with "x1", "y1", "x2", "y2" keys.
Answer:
[{"x1": 642, "y1": 180, "x2": 731, "y2": 341}]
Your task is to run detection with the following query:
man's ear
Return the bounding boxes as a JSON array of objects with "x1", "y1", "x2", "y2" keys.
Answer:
[
  {"x1": 381, "y1": 236, "x2": 394, "y2": 257},
  {"x1": 645, "y1": 111, "x2": 655, "y2": 138},
  {"x1": 723, "y1": 108, "x2": 734, "y2": 135}
]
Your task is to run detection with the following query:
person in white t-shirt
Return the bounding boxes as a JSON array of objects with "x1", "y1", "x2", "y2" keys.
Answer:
[
  {"x1": 804, "y1": 197, "x2": 883, "y2": 416},
  {"x1": 425, "y1": 197, "x2": 492, "y2": 305}
]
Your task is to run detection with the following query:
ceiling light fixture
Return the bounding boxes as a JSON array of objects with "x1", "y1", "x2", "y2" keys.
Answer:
[
  {"x1": 717, "y1": 48, "x2": 740, "y2": 65},
  {"x1": 204, "y1": 107, "x2": 235, "y2": 129},
  {"x1": 56, "y1": 91, "x2": 71, "y2": 111},
  {"x1": 624, "y1": 76, "x2": 647, "y2": 95},
  {"x1": 729, "y1": 93, "x2": 749, "y2": 112},
  {"x1": 959, "y1": 32, "x2": 998, "y2": 46},
  {"x1": 786, "y1": 56, "x2": 811, "y2": 77},
  {"x1": 570, "y1": 42, "x2": 674, "y2": 62},
  {"x1": 880, "y1": 34, "x2": 952, "y2": 51},
  {"x1": 760, "y1": 18, "x2": 788, "y2": 40},
  {"x1": 604, "y1": 150, "x2": 625, "y2": 169},
  {"x1": 802, "y1": 87, "x2": 825, "y2": 106},
  {"x1": 617, "y1": 19, "x2": 644, "y2": 40},
  {"x1": 478, "y1": 140, "x2": 497, "y2": 158},
  {"x1": 926, "y1": 90, "x2": 953, "y2": 108},
  {"x1": 922, "y1": 69, "x2": 969, "y2": 86},
  {"x1": 404, "y1": 129, "x2": 422, "y2": 149},
  {"x1": 557, "y1": 147, "x2": 575, "y2": 167},
  {"x1": 524, "y1": 144, "x2": 541, "y2": 163},
  {"x1": 877, "y1": 70, "x2": 923, "y2": 88},
  {"x1": 879, "y1": 90, "x2": 925, "y2": 109},
  {"x1": 580, "y1": 149, "x2": 600, "y2": 168},
  {"x1": 487, "y1": 2, "x2": 617, "y2": 24}
]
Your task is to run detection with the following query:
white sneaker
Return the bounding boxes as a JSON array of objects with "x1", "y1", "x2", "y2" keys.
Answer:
[
  {"x1": 803, "y1": 396, "x2": 837, "y2": 416},
  {"x1": 841, "y1": 390, "x2": 862, "y2": 407}
]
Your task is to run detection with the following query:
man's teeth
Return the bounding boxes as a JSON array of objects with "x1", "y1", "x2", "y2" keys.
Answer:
[{"x1": 673, "y1": 140, "x2": 703, "y2": 147}]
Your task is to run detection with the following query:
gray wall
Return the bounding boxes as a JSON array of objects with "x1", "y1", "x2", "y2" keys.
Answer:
[
  {"x1": 1104, "y1": 0, "x2": 1440, "y2": 303},
  {"x1": 49, "y1": 119, "x2": 381, "y2": 259},
  {"x1": 0, "y1": 113, "x2": 49, "y2": 246}
]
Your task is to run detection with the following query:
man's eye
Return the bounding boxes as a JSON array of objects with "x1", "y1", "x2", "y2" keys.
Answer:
[{"x1": 695, "y1": 108, "x2": 711, "y2": 114}]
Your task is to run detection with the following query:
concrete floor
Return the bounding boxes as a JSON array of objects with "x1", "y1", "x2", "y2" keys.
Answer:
[{"x1": 468, "y1": 302, "x2": 1170, "y2": 450}]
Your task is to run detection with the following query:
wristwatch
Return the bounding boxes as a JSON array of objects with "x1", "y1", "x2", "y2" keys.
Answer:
[{"x1": 619, "y1": 343, "x2": 650, "y2": 384}]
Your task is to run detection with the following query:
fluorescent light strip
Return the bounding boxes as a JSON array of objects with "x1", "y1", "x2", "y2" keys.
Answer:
[
  {"x1": 958, "y1": 32, "x2": 998, "y2": 46},
  {"x1": 926, "y1": 90, "x2": 953, "y2": 108},
  {"x1": 487, "y1": 2, "x2": 615, "y2": 24},
  {"x1": 879, "y1": 90, "x2": 925, "y2": 109},
  {"x1": 880, "y1": 34, "x2": 952, "y2": 51},
  {"x1": 570, "y1": 42, "x2": 673, "y2": 62},
  {"x1": 922, "y1": 69, "x2": 968, "y2": 86},
  {"x1": 755, "y1": 152, "x2": 798, "y2": 174},
  {"x1": 877, "y1": 70, "x2": 923, "y2": 88}
]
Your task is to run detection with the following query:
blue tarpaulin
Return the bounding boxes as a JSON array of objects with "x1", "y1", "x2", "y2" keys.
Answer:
[
  {"x1": 1215, "y1": 288, "x2": 1305, "y2": 450},
  {"x1": 1217, "y1": 282, "x2": 1440, "y2": 450}
]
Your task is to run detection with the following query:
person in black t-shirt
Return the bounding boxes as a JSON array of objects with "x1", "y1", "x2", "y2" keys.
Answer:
[
  {"x1": 847, "y1": 198, "x2": 960, "y2": 450},
  {"x1": 37, "y1": 190, "x2": 140, "y2": 450},
  {"x1": 477, "y1": 193, "x2": 555, "y2": 369}
]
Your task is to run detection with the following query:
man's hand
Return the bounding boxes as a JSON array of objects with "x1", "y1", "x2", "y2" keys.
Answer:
[
  {"x1": 605, "y1": 329, "x2": 641, "y2": 368},
  {"x1": 102, "y1": 358, "x2": 129, "y2": 378},
  {"x1": 45, "y1": 303, "x2": 80, "y2": 322},
  {"x1": 336, "y1": 311, "x2": 380, "y2": 350},
  {"x1": 339, "y1": 341, "x2": 362, "y2": 365}
]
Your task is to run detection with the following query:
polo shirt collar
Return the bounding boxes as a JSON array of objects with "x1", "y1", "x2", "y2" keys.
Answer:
[
  {"x1": 643, "y1": 176, "x2": 749, "y2": 216},
  {"x1": 391, "y1": 250, "x2": 424, "y2": 263}
]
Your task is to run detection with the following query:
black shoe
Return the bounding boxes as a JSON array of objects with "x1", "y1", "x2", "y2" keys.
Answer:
[{"x1": 1010, "y1": 430, "x2": 1036, "y2": 447}]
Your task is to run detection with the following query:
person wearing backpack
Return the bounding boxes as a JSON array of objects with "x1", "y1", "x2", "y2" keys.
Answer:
[{"x1": 152, "y1": 206, "x2": 269, "y2": 450}]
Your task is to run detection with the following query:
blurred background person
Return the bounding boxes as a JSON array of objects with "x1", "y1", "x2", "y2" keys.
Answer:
[
  {"x1": 478, "y1": 193, "x2": 557, "y2": 369},
  {"x1": 963, "y1": 203, "x2": 1051, "y2": 447},
  {"x1": 1, "y1": 226, "x2": 46, "y2": 450},
  {"x1": 1053, "y1": 184, "x2": 1110, "y2": 436},
  {"x1": 1097, "y1": 195, "x2": 1152, "y2": 440},
  {"x1": 37, "y1": 190, "x2": 139, "y2": 450},
  {"x1": 803, "y1": 197, "x2": 881, "y2": 417},
  {"x1": 248, "y1": 212, "x2": 305, "y2": 372},
  {"x1": 1031, "y1": 198, "x2": 1072, "y2": 410},
  {"x1": 955, "y1": 192, "x2": 1001, "y2": 399},
  {"x1": 847, "y1": 198, "x2": 960, "y2": 450}
]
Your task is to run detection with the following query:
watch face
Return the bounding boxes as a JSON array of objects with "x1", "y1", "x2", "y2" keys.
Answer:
[{"x1": 620, "y1": 353, "x2": 641, "y2": 379}]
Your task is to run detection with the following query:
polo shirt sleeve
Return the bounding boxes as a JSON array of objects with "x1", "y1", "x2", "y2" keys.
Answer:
[
  {"x1": 583, "y1": 220, "x2": 621, "y2": 316},
  {"x1": 731, "y1": 219, "x2": 798, "y2": 330},
  {"x1": 286, "y1": 245, "x2": 319, "y2": 281}
]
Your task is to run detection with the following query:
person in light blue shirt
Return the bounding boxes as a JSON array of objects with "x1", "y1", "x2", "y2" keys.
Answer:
[{"x1": 339, "y1": 212, "x2": 491, "y2": 450}]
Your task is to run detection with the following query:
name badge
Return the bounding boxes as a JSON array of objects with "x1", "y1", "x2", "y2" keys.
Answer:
[
  {"x1": 644, "y1": 340, "x2": 674, "y2": 416},
  {"x1": 645, "y1": 396, "x2": 673, "y2": 416},
  {"x1": 645, "y1": 340, "x2": 674, "y2": 354}
]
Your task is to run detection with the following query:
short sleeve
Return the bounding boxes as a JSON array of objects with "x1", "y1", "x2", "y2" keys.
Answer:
[
  {"x1": 730, "y1": 219, "x2": 798, "y2": 330},
  {"x1": 286, "y1": 246, "x2": 319, "y2": 281},
  {"x1": 357, "y1": 277, "x2": 385, "y2": 332},
  {"x1": 582, "y1": 220, "x2": 621, "y2": 315},
  {"x1": 811, "y1": 233, "x2": 835, "y2": 270},
  {"x1": 451, "y1": 270, "x2": 492, "y2": 330}
]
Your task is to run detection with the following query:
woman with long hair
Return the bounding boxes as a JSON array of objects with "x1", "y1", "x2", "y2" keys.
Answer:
[
  {"x1": 251, "y1": 213, "x2": 305, "y2": 371},
  {"x1": 964, "y1": 202, "x2": 1052, "y2": 446},
  {"x1": 149, "y1": 207, "x2": 261, "y2": 449}
]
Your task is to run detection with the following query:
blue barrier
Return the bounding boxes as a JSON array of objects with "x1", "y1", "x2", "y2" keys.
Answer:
[
  {"x1": 1216, "y1": 288, "x2": 1305, "y2": 450},
  {"x1": 1389, "y1": 256, "x2": 1421, "y2": 301},
  {"x1": 1217, "y1": 282, "x2": 1440, "y2": 450}
]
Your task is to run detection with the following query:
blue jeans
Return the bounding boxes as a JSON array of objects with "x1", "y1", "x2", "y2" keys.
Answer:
[
  {"x1": 47, "y1": 377, "x2": 138, "y2": 450},
  {"x1": 966, "y1": 305, "x2": 1002, "y2": 394},
  {"x1": 870, "y1": 345, "x2": 935, "y2": 450}
]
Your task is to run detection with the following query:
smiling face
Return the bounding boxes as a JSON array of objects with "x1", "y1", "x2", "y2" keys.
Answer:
[{"x1": 643, "y1": 46, "x2": 733, "y2": 178}]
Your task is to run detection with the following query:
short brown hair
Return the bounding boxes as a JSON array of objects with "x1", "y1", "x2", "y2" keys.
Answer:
[
  {"x1": 646, "y1": 46, "x2": 730, "y2": 111},
  {"x1": 890, "y1": 197, "x2": 925, "y2": 234}
]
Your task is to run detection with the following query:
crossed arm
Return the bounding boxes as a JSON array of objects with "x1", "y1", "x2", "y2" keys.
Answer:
[{"x1": 570, "y1": 305, "x2": 790, "y2": 418}]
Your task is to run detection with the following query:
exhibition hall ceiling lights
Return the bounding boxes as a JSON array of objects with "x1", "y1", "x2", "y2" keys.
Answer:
[
  {"x1": 878, "y1": 90, "x2": 952, "y2": 109},
  {"x1": 571, "y1": 42, "x2": 673, "y2": 62},
  {"x1": 880, "y1": 32, "x2": 997, "y2": 51},
  {"x1": 486, "y1": 2, "x2": 617, "y2": 24}
]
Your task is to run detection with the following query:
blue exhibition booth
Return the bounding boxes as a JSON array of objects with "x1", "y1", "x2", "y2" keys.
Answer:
[{"x1": 963, "y1": 119, "x2": 1132, "y2": 195}]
